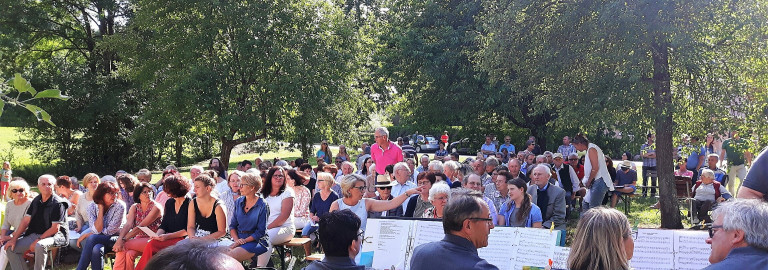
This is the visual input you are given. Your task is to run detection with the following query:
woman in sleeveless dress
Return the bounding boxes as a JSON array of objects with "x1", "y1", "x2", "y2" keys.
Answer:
[{"x1": 186, "y1": 174, "x2": 227, "y2": 241}]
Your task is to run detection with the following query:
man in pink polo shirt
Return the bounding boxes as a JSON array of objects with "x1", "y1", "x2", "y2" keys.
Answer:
[{"x1": 371, "y1": 127, "x2": 403, "y2": 175}]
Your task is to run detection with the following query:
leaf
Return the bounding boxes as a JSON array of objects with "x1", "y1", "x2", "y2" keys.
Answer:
[
  {"x1": 12, "y1": 74, "x2": 29, "y2": 93},
  {"x1": 0, "y1": 100, "x2": 4, "y2": 119},
  {"x1": 24, "y1": 104, "x2": 55, "y2": 126},
  {"x1": 35, "y1": 89, "x2": 71, "y2": 100},
  {"x1": 12, "y1": 74, "x2": 36, "y2": 95}
]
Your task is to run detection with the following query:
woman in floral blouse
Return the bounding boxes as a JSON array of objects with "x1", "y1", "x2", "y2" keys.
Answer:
[
  {"x1": 75, "y1": 181, "x2": 127, "y2": 270},
  {"x1": 287, "y1": 169, "x2": 311, "y2": 229},
  {"x1": 112, "y1": 183, "x2": 162, "y2": 270}
]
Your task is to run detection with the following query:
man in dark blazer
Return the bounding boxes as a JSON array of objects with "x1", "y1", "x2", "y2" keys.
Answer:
[
  {"x1": 527, "y1": 164, "x2": 567, "y2": 230},
  {"x1": 410, "y1": 191, "x2": 499, "y2": 269}
]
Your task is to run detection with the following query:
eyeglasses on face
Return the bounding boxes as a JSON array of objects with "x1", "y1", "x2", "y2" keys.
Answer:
[
  {"x1": 273, "y1": 174, "x2": 285, "y2": 179},
  {"x1": 10, "y1": 189, "x2": 25, "y2": 193},
  {"x1": 569, "y1": 158, "x2": 578, "y2": 161},
  {"x1": 709, "y1": 225, "x2": 723, "y2": 238},
  {"x1": 238, "y1": 183, "x2": 252, "y2": 188},
  {"x1": 377, "y1": 186, "x2": 392, "y2": 190},
  {"x1": 141, "y1": 190, "x2": 153, "y2": 195},
  {"x1": 353, "y1": 185, "x2": 367, "y2": 192},
  {"x1": 467, "y1": 217, "x2": 493, "y2": 225}
]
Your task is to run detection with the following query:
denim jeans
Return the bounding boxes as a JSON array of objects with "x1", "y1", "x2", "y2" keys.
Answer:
[
  {"x1": 584, "y1": 178, "x2": 608, "y2": 211},
  {"x1": 76, "y1": 234, "x2": 117, "y2": 270}
]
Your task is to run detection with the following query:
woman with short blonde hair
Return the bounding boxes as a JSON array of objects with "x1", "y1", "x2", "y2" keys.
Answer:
[
  {"x1": 330, "y1": 174, "x2": 420, "y2": 230},
  {"x1": 0, "y1": 180, "x2": 32, "y2": 269},
  {"x1": 568, "y1": 207, "x2": 633, "y2": 270}
]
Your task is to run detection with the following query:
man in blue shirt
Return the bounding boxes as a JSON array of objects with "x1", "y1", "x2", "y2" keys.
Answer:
[
  {"x1": 498, "y1": 136, "x2": 515, "y2": 156},
  {"x1": 703, "y1": 199, "x2": 768, "y2": 270},
  {"x1": 410, "y1": 192, "x2": 499, "y2": 270},
  {"x1": 702, "y1": 153, "x2": 728, "y2": 184},
  {"x1": 679, "y1": 135, "x2": 705, "y2": 185},
  {"x1": 480, "y1": 136, "x2": 496, "y2": 158}
]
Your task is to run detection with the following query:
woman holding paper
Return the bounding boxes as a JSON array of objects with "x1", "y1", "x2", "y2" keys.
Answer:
[
  {"x1": 186, "y1": 174, "x2": 227, "y2": 241},
  {"x1": 498, "y1": 177, "x2": 543, "y2": 228},
  {"x1": 423, "y1": 182, "x2": 451, "y2": 219},
  {"x1": 568, "y1": 207, "x2": 633, "y2": 270},
  {"x1": 227, "y1": 173, "x2": 270, "y2": 266},
  {"x1": 0, "y1": 180, "x2": 32, "y2": 269},
  {"x1": 111, "y1": 183, "x2": 162, "y2": 270},
  {"x1": 76, "y1": 181, "x2": 127, "y2": 270},
  {"x1": 135, "y1": 175, "x2": 191, "y2": 270},
  {"x1": 329, "y1": 174, "x2": 422, "y2": 230}
]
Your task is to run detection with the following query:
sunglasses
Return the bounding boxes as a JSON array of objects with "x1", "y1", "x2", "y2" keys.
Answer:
[
  {"x1": 377, "y1": 186, "x2": 392, "y2": 190},
  {"x1": 10, "y1": 189, "x2": 24, "y2": 193},
  {"x1": 709, "y1": 225, "x2": 723, "y2": 238}
]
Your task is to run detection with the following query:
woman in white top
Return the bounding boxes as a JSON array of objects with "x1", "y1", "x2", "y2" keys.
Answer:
[
  {"x1": 76, "y1": 173, "x2": 100, "y2": 234},
  {"x1": 0, "y1": 180, "x2": 32, "y2": 269},
  {"x1": 329, "y1": 174, "x2": 421, "y2": 231},
  {"x1": 573, "y1": 133, "x2": 615, "y2": 210},
  {"x1": 259, "y1": 166, "x2": 296, "y2": 263}
]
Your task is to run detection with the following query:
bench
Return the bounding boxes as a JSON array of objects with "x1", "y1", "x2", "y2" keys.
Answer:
[
  {"x1": 273, "y1": 238, "x2": 311, "y2": 270},
  {"x1": 618, "y1": 192, "x2": 636, "y2": 216}
]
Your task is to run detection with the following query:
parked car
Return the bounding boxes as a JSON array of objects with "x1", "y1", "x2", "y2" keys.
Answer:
[
  {"x1": 448, "y1": 138, "x2": 473, "y2": 155},
  {"x1": 408, "y1": 134, "x2": 440, "y2": 153}
]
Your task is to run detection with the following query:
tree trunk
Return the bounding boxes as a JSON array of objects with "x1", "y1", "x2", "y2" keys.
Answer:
[
  {"x1": 174, "y1": 134, "x2": 183, "y2": 167},
  {"x1": 220, "y1": 140, "x2": 235, "y2": 171},
  {"x1": 652, "y1": 39, "x2": 684, "y2": 229}
]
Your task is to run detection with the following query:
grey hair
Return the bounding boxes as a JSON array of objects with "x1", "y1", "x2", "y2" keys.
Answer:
[
  {"x1": 428, "y1": 160, "x2": 444, "y2": 173},
  {"x1": 341, "y1": 161, "x2": 354, "y2": 169},
  {"x1": 339, "y1": 174, "x2": 367, "y2": 198},
  {"x1": 711, "y1": 199, "x2": 768, "y2": 249},
  {"x1": 444, "y1": 161, "x2": 460, "y2": 171},
  {"x1": 544, "y1": 151, "x2": 553, "y2": 156},
  {"x1": 429, "y1": 182, "x2": 452, "y2": 201},
  {"x1": 420, "y1": 155, "x2": 430, "y2": 162},
  {"x1": 485, "y1": 157, "x2": 499, "y2": 167},
  {"x1": 275, "y1": 160, "x2": 289, "y2": 167},
  {"x1": 533, "y1": 164, "x2": 552, "y2": 178},
  {"x1": 38, "y1": 174, "x2": 56, "y2": 185},
  {"x1": 394, "y1": 162, "x2": 410, "y2": 173},
  {"x1": 375, "y1": 127, "x2": 389, "y2": 137},
  {"x1": 536, "y1": 155, "x2": 547, "y2": 162},
  {"x1": 190, "y1": 165, "x2": 204, "y2": 172},
  {"x1": 568, "y1": 153, "x2": 579, "y2": 159},
  {"x1": 700, "y1": 169, "x2": 715, "y2": 180},
  {"x1": 136, "y1": 169, "x2": 152, "y2": 178}
]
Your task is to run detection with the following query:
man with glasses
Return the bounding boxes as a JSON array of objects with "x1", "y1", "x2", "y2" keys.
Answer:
[
  {"x1": 568, "y1": 153, "x2": 585, "y2": 180},
  {"x1": 704, "y1": 199, "x2": 768, "y2": 269},
  {"x1": 409, "y1": 191, "x2": 499, "y2": 269},
  {"x1": 371, "y1": 127, "x2": 403, "y2": 177},
  {"x1": 391, "y1": 162, "x2": 417, "y2": 211},
  {"x1": 7, "y1": 175, "x2": 68, "y2": 270}
]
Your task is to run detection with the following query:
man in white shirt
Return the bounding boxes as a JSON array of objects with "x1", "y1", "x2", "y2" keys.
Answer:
[{"x1": 391, "y1": 162, "x2": 418, "y2": 210}]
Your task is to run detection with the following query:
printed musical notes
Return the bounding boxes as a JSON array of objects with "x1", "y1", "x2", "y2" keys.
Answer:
[
  {"x1": 478, "y1": 227, "x2": 517, "y2": 269},
  {"x1": 673, "y1": 230, "x2": 711, "y2": 269},
  {"x1": 371, "y1": 219, "x2": 413, "y2": 270},
  {"x1": 551, "y1": 247, "x2": 570, "y2": 270},
  {"x1": 631, "y1": 229, "x2": 675, "y2": 270},
  {"x1": 631, "y1": 229, "x2": 712, "y2": 270}
]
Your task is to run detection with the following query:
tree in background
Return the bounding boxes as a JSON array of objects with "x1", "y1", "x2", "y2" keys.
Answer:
[
  {"x1": 477, "y1": 0, "x2": 768, "y2": 228},
  {"x1": 113, "y1": 0, "x2": 372, "y2": 168}
]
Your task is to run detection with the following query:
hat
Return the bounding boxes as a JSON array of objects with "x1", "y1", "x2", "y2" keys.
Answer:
[
  {"x1": 620, "y1": 160, "x2": 632, "y2": 168},
  {"x1": 553, "y1": 153, "x2": 564, "y2": 159},
  {"x1": 374, "y1": 175, "x2": 397, "y2": 188}
]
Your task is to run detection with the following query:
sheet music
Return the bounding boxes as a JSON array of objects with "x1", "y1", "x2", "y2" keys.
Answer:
[
  {"x1": 512, "y1": 228, "x2": 558, "y2": 270},
  {"x1": 673, "y1": 230, "x2": 711, "y2": 270},
  {"x1": 551, "y1": 246, "x2": 570, "y2": 270},
  {"x1": 478, "y1": 227, "x2": 517, "y2": 270},
  {"x1": 371, "y1": 219, "x2": 413, "y2": 270},
  {"x1": 630, "y1": 229, "x2": 675, "y2": 270},
  {"x1": 138, "y1": 226, "x2": 158, "y2": 238},
  {"x1": 411, "y1": 221, "x2": 445, "y2": 248}
]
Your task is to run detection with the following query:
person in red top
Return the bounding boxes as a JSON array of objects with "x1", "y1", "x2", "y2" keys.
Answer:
[
  {"x1": 371, "y1": 127, "x2": 403, "y2": 176},
  {"x1": 441, "y1": 131, "x2": 449, "y2": 145}
]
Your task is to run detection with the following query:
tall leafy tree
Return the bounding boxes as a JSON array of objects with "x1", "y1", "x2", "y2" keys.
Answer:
[
  {"x1": 478, "y1": 0, "x2": 768, "y2": 228},
  {"x1": 115, "y1": 0, "x2": 369, "y2": 167}
]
